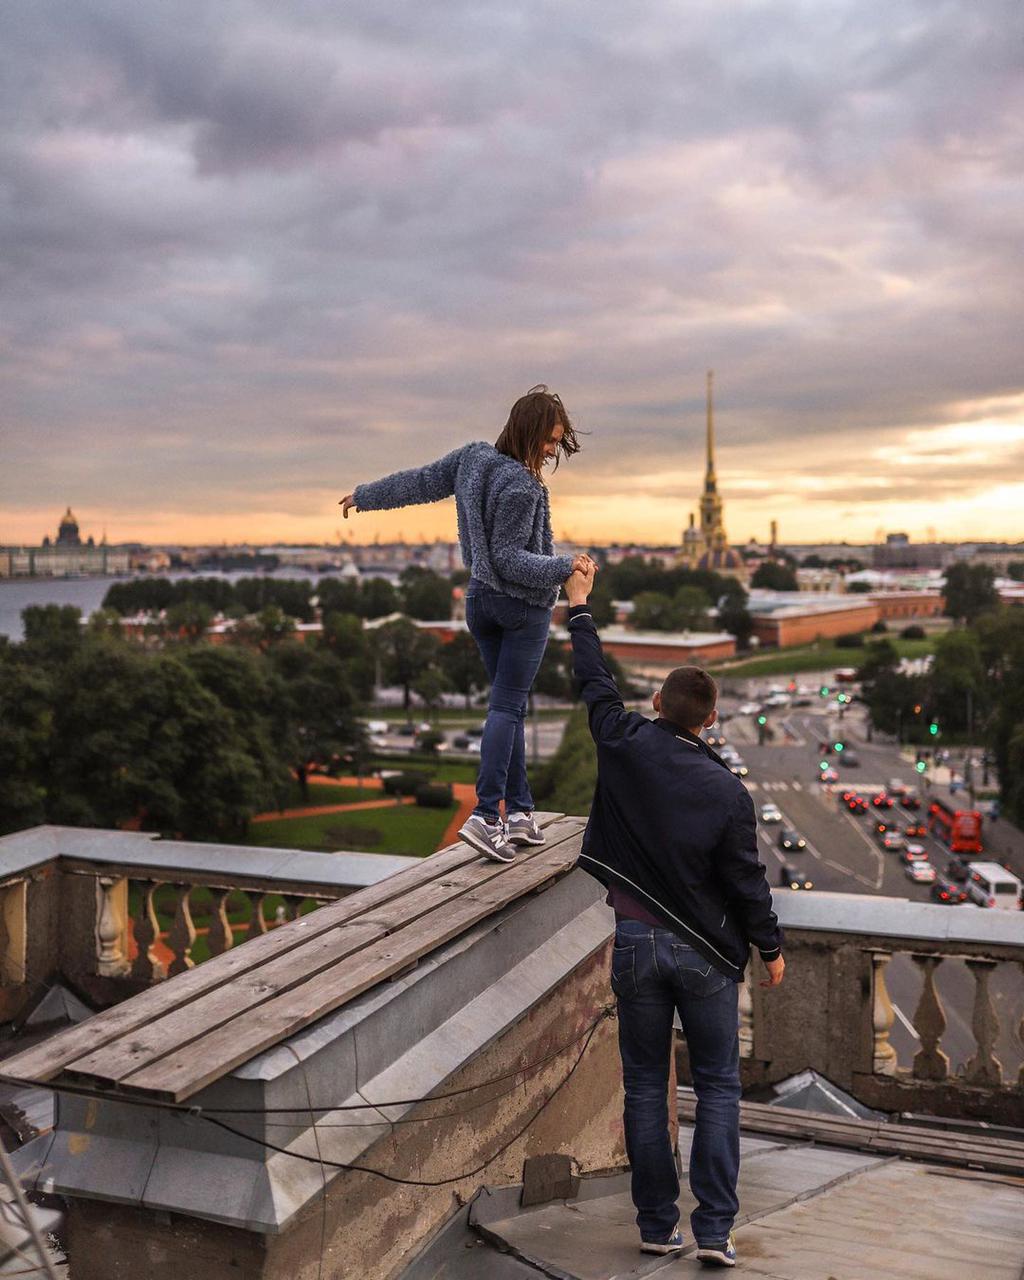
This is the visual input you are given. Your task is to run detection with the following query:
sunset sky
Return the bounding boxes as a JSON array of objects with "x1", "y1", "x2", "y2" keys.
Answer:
[{"x1": 3, "y1": 1, "x2": 1022, "y2": 549}]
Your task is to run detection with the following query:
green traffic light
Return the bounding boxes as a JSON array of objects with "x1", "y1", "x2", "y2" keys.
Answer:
[
  {"x1": 928, "y1": 722, "x2": 939, "y2": 736},
  {"x1": 819, "y1": 686, "x2": 830, "y2": 696},
  {"x1": 834, "y1": 742, "x2": 844, "y2": 752},
  {"x1": 819, "y1": 760, "x2": 829, "y2": 771},
  {"x1": 915, "y1": 760, "x2": 927, "y2": 773},
  {"x1": 757, "y1": 714, "x2": 767, "y2": 725}
]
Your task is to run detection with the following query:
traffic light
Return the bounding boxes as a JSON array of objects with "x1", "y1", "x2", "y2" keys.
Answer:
[
  {"x1": 820, "y1": 685, "x2": 830, "y2": 697},
  {"x1": 915, "y1": 760, "x2": 927, "y2": 774},
  {"x1": 928, "y1": 721, "x2": 939, "y2": 737},
  {"x1": 757, "y1": 714, "x2": 767, "y2": 726},
  {"x1": 819, "y1": 760, "x2": 829, "y2": 772},
  {"x1": 837, "y1": 693, "x2": 850, "y2": 704},
  {"x1": 834, "y1": 741, "x2": 845, "y2": 753},
  {"x1": 913, "y1": 704, "x2": 922, "y2": 715}
]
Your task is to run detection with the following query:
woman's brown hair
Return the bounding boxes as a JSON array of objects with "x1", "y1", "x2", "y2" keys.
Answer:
[{"x1": 494, "y1": 385, "x2": 581, "y2": 480}]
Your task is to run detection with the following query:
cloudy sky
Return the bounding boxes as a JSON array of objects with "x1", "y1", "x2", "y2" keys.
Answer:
[{"x1": 3, "y1": 0, "x2": 1022, "y2": 549}]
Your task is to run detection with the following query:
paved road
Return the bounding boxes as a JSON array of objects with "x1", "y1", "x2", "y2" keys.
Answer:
[{"x1": 718, "y1": 692, "x2": 1023, "y2": 1080}]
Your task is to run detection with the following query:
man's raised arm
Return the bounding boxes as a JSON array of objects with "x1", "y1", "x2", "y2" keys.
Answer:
[{"x1": 566, "y1": 563, "x2": 642, "y2": 744}]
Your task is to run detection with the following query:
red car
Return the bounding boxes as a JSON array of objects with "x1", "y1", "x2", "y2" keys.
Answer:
[{"x1": 904, "y1": 822, "x2": 927, "y2": 838}]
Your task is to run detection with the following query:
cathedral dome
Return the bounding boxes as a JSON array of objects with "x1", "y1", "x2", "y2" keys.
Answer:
[
  {"x1": 697, "y1": 546, "x2": 745, "y2": 572},
  {"x1": 56, "y1": 507, "x2": 82, "y2": 546}
]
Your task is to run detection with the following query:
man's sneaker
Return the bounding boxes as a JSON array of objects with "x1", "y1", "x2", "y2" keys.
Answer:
[
  {"x1": 696, "y1": 1233, "x2": 737, "y2": 1267},
  {"x1": 458, "y1": 815, "x2": 517, "y2": 863},
  {"x1": 505, "y1": 811, "x2": 546, "y2": 846},
  {"x1": 640, "y1": 1229, "x2": 684, "y2": 1255}
]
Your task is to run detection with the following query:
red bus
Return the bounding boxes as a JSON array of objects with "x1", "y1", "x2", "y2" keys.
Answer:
[{"x1": 928, "y1": 791, "x2": 983, "y2": 855}]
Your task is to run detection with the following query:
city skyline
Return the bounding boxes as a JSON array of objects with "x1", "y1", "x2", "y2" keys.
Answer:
[{"x1": 3, "y1": 2, "x2": 1022, "y2": 546}]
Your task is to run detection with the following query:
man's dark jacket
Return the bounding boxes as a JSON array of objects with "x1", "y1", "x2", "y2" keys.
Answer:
[{"x1": 567, "y1": 604, "x2": 783, "y2": 980}]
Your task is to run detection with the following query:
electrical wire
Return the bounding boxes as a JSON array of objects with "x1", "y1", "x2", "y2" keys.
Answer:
[{"x1": 198, "y1": 1005, "x2": 608, "y2": 1187}]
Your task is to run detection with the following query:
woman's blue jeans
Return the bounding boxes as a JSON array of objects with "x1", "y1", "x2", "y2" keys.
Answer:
[
  {"x1": 464, "y1": 578, "x2": 551, "y2": 822},
  {"x1": 611, "y1": 918, "x2": 741, "y2": 1247}
]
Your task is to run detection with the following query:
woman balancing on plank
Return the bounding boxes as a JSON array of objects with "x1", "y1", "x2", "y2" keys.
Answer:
[{"x1": 340, "y1": 386, "x2": 595, "y2": 864}]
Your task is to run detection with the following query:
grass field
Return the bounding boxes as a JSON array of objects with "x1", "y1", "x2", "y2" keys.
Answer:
[
  {"x1": 708, "y1": 637, "x2": 935, "y2": 680},
  {"x1": 244, "y1": 800, "x2": 458, "y2": 858}
]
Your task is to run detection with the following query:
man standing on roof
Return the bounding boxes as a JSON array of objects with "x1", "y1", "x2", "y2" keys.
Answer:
[{"x1": 565, "y1": 560, "x2": 784, "y2": 1269}]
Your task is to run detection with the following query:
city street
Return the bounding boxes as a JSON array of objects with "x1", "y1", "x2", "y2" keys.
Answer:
[{"x1": 719, "y1": 686, "x2": 1023, "y2": 1078}]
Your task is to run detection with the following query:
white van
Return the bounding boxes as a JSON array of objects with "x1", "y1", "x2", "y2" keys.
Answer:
[{"x1": 965, "y1": 862, "x2": 1022, "y2": 910}]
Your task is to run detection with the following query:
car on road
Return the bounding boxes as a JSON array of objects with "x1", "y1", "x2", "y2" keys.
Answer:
[
  {"x1": 872, "y1": 792, "x2": 894, "y2": 809},
  {"x1": 964, "y1": 863, "x2": 1023, "y2": 910},
  {"x1": 737, "y1": 701, "x2": 762, "y2": 715},
  {"x1": 903, "y1": 821, "x2": 927, "y2": 838},
  {"x1": 760, "y1": 802, "x2": 783, "y2": 824},
  {"x1": 906, "y1": 860, "x2": 937, "y2": 884},
  {"x1": 899, "y1": 790, "x2": 921, "y2": 811},
  {"x1": 889, "y1": 778, "x2": 908, "y2": 796},
  {"x1": 839, "y1": 751, "x2": 861, "y2": 767},
  {"x1": 728, "y1": 760, "x2": 749, "y2": 777},
  {"x1": 841, "y1": 789, "x2": 867, "y2": 813},
  {"x1": 778, "y1": 827, "x2": 806, "y2": 852},
  {"x1": 945, "y1": 858, "x2": 971, "y2": 884},
  {"x1": 705, "y1": 727, "x2": 727, "y2": 747},
  {"x1": 872, "y1": 818, "x2": 891, "y2": 836},
  {"x1": 465, "y1": 724, "x2": 486, "y2": 739},
  {"x1": 901, "y1": 844, "x2": 929, "y2": 863},
  {"x1": 450, "y1": 735, "x2": 481, "y2": 753},
  {"x1": 930, "y1": 876, "x2": 970, "y2": 905},
  {"x1": 882, "y1": 832, "x2": 907, "y2": 852},
  {"x1": 779, "y1": 863, "x2": 813, "y2": 890},
  {"x1": 764, "y1": 692, "x2": 790, "y2": 709},
  {"x1": 818, "y1": 767, "x2": 839, "y2": 784}
]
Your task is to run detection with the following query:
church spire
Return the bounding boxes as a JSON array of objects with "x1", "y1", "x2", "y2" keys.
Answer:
[{"x1": 705, "y1": 369, "x2": 715, "y2": 480}]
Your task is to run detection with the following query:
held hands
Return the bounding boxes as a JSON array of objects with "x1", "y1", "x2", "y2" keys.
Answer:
[
  {"x1": 760, "y1": 955, "x2": 785, "y2": 989},
  {"x1": 566, "y1": 554, "x2": 598, "y2": 606},
  {"x1": 338, "y1": 493, "x2": 356, "y2": 518}
]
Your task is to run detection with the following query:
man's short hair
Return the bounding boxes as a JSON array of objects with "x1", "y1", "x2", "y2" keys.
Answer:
[{"x1": 659, "y1": 665, "x2": 717, "y2": 730}]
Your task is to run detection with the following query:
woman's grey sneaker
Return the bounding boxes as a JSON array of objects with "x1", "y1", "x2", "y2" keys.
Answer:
[
  {"x1": 458, "y1": 815, "x2": 517, "y2": 863},
  {"x1": 640, "y1": 1229, "x2": 684, "y2": 1255},
  {"x1": 696, "y1": 1233, "x2": 736, "y2": 1267},
  {"x1": 505, "y1": 811, "x2": 546, "y2": 845}
]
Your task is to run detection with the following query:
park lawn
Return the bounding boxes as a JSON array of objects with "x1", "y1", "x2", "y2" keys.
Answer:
[
  {"x1": 365, "y1": 755, "x2": 479, "y2": 785},
  {"x1": 243, "y1": 800, "x2": 459, "y2": 858},
  {"x1": 708, "y1": 637, "x2": 935, "y2": 679},
  {"x1": 277, "y1": 780, "x2": 377, "y2": 809}
]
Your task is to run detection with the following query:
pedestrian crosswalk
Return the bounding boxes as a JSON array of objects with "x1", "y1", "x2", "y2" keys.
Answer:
[{"x1": 746, "y1": 780, "x2": 803, "y2": 792}]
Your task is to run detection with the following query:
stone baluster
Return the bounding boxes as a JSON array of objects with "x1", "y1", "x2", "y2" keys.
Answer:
[
  {"x1": 737, "y1": 965, "x2": 754, "y2": 1059},
  {"x1": 1019, "y1": 962, "x2": 1024, "y2": 1089},
  {"x1": 963, "y1": 959, "x2": 1002, "y2": 1086},
  {"x1": 130, "y1": 880, "x2": 166, "y2": 982},
  {"x1": 206, "y1": 888, "x2": 235, "y2": 957},
  {"x1": 167, "y1": 885, "x2": 196, "y2": 977},
  {"x1": 246, "y1": 892, "x2": 268, "y2": 941},
  {"x1": 95, "y1": 876, "x2": 130, "y2": 977},
  {"x1": 281, "y1": 895, "x2": 305, "y2": 923},
  {"x1": 871, "y1": 951, "x2": 898, "y2": 1076},
  {"x1": 910, "y1": 954, "x2": 948, "y2": 1080}
]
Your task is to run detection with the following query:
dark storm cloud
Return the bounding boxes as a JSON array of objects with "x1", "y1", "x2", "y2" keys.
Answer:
[{"x1": 2, "y1": 0, "x2": 1022, "y2": 527}]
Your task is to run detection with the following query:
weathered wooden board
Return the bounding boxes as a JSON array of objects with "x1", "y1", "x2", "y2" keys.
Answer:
[
  {"x1": 121, "y1": 835, "x2": 584, "y2": 1101},
  {"x1": 0, "y1": 813, "x2": 568, "y2": 1085},
  {"x1": 67, "y1": 818, "x2": 582, "y2": 1087}
]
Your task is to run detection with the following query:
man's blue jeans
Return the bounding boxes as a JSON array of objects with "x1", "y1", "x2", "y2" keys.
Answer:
[
  {"x1": 464, "y1": 579, "x2": 551, "y2": 822},
  {"x1": 611, "y1": 918, "x2": 741, "y2": 1246}
]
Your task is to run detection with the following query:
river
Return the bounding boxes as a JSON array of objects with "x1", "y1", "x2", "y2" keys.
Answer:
[{"x1": 0, "y1": 568, "x2": 379, "y2": 642}]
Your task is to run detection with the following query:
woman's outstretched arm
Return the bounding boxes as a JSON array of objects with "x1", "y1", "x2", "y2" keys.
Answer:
[{"x1": 342, "y1": 444, "x2": 467, "y2": 516}]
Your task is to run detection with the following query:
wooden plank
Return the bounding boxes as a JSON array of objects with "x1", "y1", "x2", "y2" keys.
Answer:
[
  {"x1": 0, "y1": 812, "x2": 572, "y2": 1085},
  {"x1": 65, "y1": 921, "x2": 387, "y2": 1086},
  {"x1": 683, "y1": 1100, "x2": 1024, "y2": 1175},
  {"x1": 118, "y1": 835, "x2": 583, "y2": 1101},
  {"x1": 67, "y1": 819, "x2": 582, "y2": 1087}
]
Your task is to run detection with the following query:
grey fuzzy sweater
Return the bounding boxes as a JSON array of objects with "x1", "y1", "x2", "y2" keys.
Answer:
[{"x1": 353, "y1": 442, "x2": 573, "y2": 608}]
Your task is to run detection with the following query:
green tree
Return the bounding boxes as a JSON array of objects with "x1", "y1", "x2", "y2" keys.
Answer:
[
  {"x1": 47, "y1": 639, "x2": 264, "y2": 839},
  {"x1": 164, "y1": 599, "x2": 214, "y2": 644},
  {"x1": 587, "y1": 581, "x2": 617, "y2": 627},
  {"x1": 929, "y1": 629, "x2": 988, "y2": 733},
  {"x1": 1007, "y1": 561, "x2": 1024, "y2": 583},
  {"x1": 400, "y1": 567, "x2": 453, "y2": 620},
  {"x1": 266, "y1": 643, "x2": 365, "y2": 800},
  {"x1": 631, "y1": 591, "x2": 678, "y2": 631},
  {"x1": 533, "y1": 706, "x2": 596, "y2": 817},
  {"x1": 673, "y1": 585, "x2": 711, "y2": 630},
  {"x1": 716, "y1": 583, "x2": 754, "y2": 648},
  {"x1": 21, "y1": 604, "x2": 84, "y2": 664},
  {"x1": 438, "y1": 632, "x2": 488, "y2": 708},
  {"x1": 412, "y1": 667, "x2": 450, "y2": 720},
  {"x1": 750, "y1": 562, "x2": 798, "y2": 591},
  {"x1": 943, "y1": 562, "x2": 999, "y2": 623},
  {"x1": 359, "y1": 577, "x2": 400, "y2": 619},
  {"x1": 846, "y1": 581, "x2": 873, "y2": 594},
  {"x1": 320, "y1": 611, "x2": 375, "y2": 699},
  {"x1": 372, "y1": 618, "x2": 440, "y2": 709},
  {"x1": 0, "y1": 653, "x2": 53, "y2": 834},
  {"x1": 317, "y1": 576, "x2": 363, "y2": 617}
]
